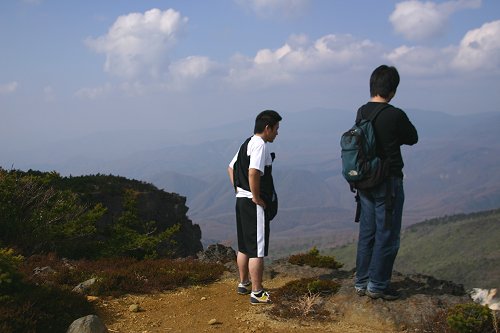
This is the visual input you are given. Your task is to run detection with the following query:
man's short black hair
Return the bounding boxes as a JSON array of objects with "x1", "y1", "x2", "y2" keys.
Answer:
[
  {"x1": 254, "y1": 110, "x2": 282, "y2": 134},
  {"x1": 370, "y1": 65, "x2": 400, "y2": 99}
]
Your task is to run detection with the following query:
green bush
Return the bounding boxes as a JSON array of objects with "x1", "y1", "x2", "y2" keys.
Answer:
[
  {"x1": 0, "y1": 169, "x2": 184, "y2": 260},
  {"x1": 0, "y1": 169, "x2": 105, "y2": 257},
  {"x1": 273, "y1": 277, "x2": 340, "y2": 301},
  {"x1": 0, "y1": 248, "x2": 24, "y2": 297},
  {"x1": 447, "y1": 303, "x2": 494, "y2": 333},
  {"x1": 288, "y1": 247, "x2": 343, "y2": 269},
  {"x1": 100, "y1": 189, "x2": 181, "y2": 259}
]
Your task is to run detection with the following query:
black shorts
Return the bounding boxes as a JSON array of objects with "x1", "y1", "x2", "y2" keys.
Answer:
[{"x1": 235, "y1": 197, "x2": 270, "y2": 258}]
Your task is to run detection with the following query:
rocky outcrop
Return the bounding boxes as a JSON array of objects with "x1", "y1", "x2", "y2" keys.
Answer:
[
  {"x1": 329, "y1": 272, "x2": 470, "y2": 331},
  {"x1": 197, "y1": 243, "x2": 236, "y2": 264},
  {"x1": 55, "y1": 175, "x2": 203, "y2": 258},
  {"x1": 267, "y1": 259, "x2": 470, "y2": 331}
]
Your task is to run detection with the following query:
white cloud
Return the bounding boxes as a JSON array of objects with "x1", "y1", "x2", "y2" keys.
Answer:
[
  {"x1": 75, "y1": 83, "x2": 112, "y2": 100},
  {"x1": 0, "y1": 81, "x2": 19, "y2": 95},
  {"x1": 85, "y1": 8, "x2": 188, "y2": 79},
  {"x1": 227, "y1": 34, "x2": 382, "y2": 86},
  {"x1": 385, "y1": 45, "x2": 455, "y2": 76},
  {"x1": 169, "y1": 56, "x2": 216, "y2": 81},
  {"x1": 235, "y1": 0, "x2": 310, "y2": 18},
  {"x1": 386, "y1": 20, "x2": 500, "y2": 76},
  {"x1": 390, "y1": 0, "x2": 481, "y2": 41},
  {"x1": 452, "y1": 20, "x2": 500, "y2": 72},
  {"x1": 167, "y1": 56, "x2": 218, "y2": 90}
]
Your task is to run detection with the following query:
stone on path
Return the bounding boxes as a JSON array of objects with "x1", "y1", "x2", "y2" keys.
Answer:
[{"x1": 66, "y1": 315, "x2": 108, "y2": 333}]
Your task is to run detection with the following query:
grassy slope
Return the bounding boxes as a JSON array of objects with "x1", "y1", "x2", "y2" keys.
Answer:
[{"x1": 325, "y1": 209, "x2": 500, "y2": 289}]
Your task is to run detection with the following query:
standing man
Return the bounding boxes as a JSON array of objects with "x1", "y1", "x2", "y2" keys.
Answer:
[
  {"x1": 354, "y1": 65, "x2": 418, "y2": 300},
  {"x1": 227, "y1": 110, "x2": 281, "y2": 305}
]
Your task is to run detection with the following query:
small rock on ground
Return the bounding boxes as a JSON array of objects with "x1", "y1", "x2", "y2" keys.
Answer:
[{"x1": 66, "y1": 314, "x2": 108, "y2": 333}]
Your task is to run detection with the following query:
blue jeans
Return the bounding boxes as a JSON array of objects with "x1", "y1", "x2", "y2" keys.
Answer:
[{"x1": 355, "y1": 178, "x2": 404, "y2": 292}]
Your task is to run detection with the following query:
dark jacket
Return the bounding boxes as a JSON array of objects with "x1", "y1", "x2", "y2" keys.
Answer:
[{"x1": 356, "y1": 102, "x2": 418, "y2": 178}]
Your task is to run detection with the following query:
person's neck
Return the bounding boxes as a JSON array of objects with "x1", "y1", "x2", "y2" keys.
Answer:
[
  {"x1": 255, "y1": 133, "x2": 268, "y2": 143},
  {"x1": 370, "y1": 95, "x2": 391, "y2": 103}
]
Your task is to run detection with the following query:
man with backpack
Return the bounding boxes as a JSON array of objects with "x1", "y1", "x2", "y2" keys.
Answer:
[
  {"x1": 348, "y1": 65, "x2": 418, "y2": 300},
  {"x1": 227, "y1": 110, "x2": 281, "y2": 305}
]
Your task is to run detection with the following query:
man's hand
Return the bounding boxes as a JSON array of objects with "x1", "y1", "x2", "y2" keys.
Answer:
[{"x1": 252, "y1": 196, "x2": 266, "y2": 209}]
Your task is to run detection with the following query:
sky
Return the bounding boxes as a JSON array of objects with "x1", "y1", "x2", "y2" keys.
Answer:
[{"x1": 1, "y1": 0, "x2": 500, "y2": 150}]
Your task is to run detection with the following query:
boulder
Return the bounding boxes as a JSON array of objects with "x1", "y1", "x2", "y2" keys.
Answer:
[
  {"x1": 33, "y1": 266, "x2": 56, "y2": 277},
  {"x1": 73, "y1": 278, "x2": 97, "y2": 294},
  {"x1": 66, "y1": 315, "x2": 108, "y2": 333}
]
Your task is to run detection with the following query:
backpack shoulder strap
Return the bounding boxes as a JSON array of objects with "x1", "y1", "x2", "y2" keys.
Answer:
[
  {"x1": 357, "y1": 103, "x2": 391, "y2": 124},
  {"x1": 367, "y1": 104, "x2": 391, "y2": 122},
  {"x1": 233, "y1": 136, "x2": 253, "y2": 190}
]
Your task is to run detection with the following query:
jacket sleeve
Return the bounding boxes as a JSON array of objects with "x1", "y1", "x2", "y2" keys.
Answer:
[{"x1": 397, "y1": 111, "x2": 418, "y2": 146}]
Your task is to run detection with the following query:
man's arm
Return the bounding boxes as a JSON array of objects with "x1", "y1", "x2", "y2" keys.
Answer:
[
  {"x1": 397, "y1": 112, "x2": 418, "y2": 145},
  {"x1": 249, "y1": 168, "x2": 266, "y2": 208},
  {"x1": 227, "y1": 166, "x2": 234, "y2": 188}
]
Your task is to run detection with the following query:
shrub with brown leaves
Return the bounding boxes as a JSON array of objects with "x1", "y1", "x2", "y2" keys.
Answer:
[
  {"x1": 269, "y1": 278, "x2": 340, "y2": 321},
  {"x1": 22, "y1": 255, "x2": 225, "y2": 296}
]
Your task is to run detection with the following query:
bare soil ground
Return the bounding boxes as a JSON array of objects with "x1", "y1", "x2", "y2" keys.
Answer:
[{"x1": 95, "y1": 273, "x2": 390, "y2": 333}]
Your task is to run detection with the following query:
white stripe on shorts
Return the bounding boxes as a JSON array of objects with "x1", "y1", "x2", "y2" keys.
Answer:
[{"x1": 256, "y1": 205, "x2": 266, "y2": 257}]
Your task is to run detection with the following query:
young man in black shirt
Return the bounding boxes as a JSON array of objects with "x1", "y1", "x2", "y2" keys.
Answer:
[{"x1": 354, "y1": 65, "x2": 418, "y2": 300}]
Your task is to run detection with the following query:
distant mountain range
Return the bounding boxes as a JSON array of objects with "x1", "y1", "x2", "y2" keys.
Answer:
[
  {"x1": 326, "y1": 208, "x2": 500, "y2": 289},
  {"x1": 2, "y1": 107, "x2": 500, "y2": 248}
]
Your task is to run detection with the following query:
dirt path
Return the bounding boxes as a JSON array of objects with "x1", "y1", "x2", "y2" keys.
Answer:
[{"x1": 95, "y1": 273, "x2": 389, "y2": 333}]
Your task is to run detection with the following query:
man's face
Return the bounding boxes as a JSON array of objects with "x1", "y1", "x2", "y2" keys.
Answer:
[{"x1": 266, "y1": 122, "x2": 279, "y2": 142}]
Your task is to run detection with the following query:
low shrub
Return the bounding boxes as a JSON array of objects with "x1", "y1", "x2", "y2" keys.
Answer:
[
  {"x1": 0, "y1": 284, "x2": 93, "y2": 333},
  {"x1": 0, "y1": 248, "x2": 24, "y2": 296},
  {"x1": 269, "y1": 278, "x2": 340, "y2": 320},
  {"x1": 288, "y1": 247, "x2": 343, "y2": 269},
  {"x1": 0, "y1": 250, "x2": 94, "y2": 333},
  {"x1": 447, "y1": 303, "x2": 494, "y2": 333},
  {"x1": 22, "y1": 255, "x2": 225, "y2": 296},
  {"x1": 273, "y1": 278, "x2": 341, "y2": 301},
  {"x1": 418, "y1": 303, "x2": 500, "y2": 333}
]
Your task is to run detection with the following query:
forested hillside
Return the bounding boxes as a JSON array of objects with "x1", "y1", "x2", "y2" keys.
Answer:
[{"x1": 327, "y1": 208, "x2": 500, "y2": 289}]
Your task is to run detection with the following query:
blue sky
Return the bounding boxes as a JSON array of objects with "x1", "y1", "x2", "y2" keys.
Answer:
[{"x1": 1, "y1": 0, "x2": 500, "y2": 148}]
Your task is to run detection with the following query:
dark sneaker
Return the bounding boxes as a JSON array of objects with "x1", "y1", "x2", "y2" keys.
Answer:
[
  {"x1": 355, "y1": 287, "x2": 366, "y2": 296},
  {"x1": 250, "y1": 290, "x2": 271, "y2": 305},
  {"x1": 366, "y1": 288, "x2": 400, "y2": 301},
  {"x1": 237, "y1": 282, "x2": 252, "y2": 295}
]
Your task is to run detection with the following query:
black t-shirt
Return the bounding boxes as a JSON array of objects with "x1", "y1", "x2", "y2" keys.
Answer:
[{"x1": 356, "y1": 102, "x2": 418, "y2": 178}]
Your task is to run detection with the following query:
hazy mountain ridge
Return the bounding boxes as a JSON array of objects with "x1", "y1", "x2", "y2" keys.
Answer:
[{"x1": 2, "y1": 108, "x2": 500, "y2": 246}]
